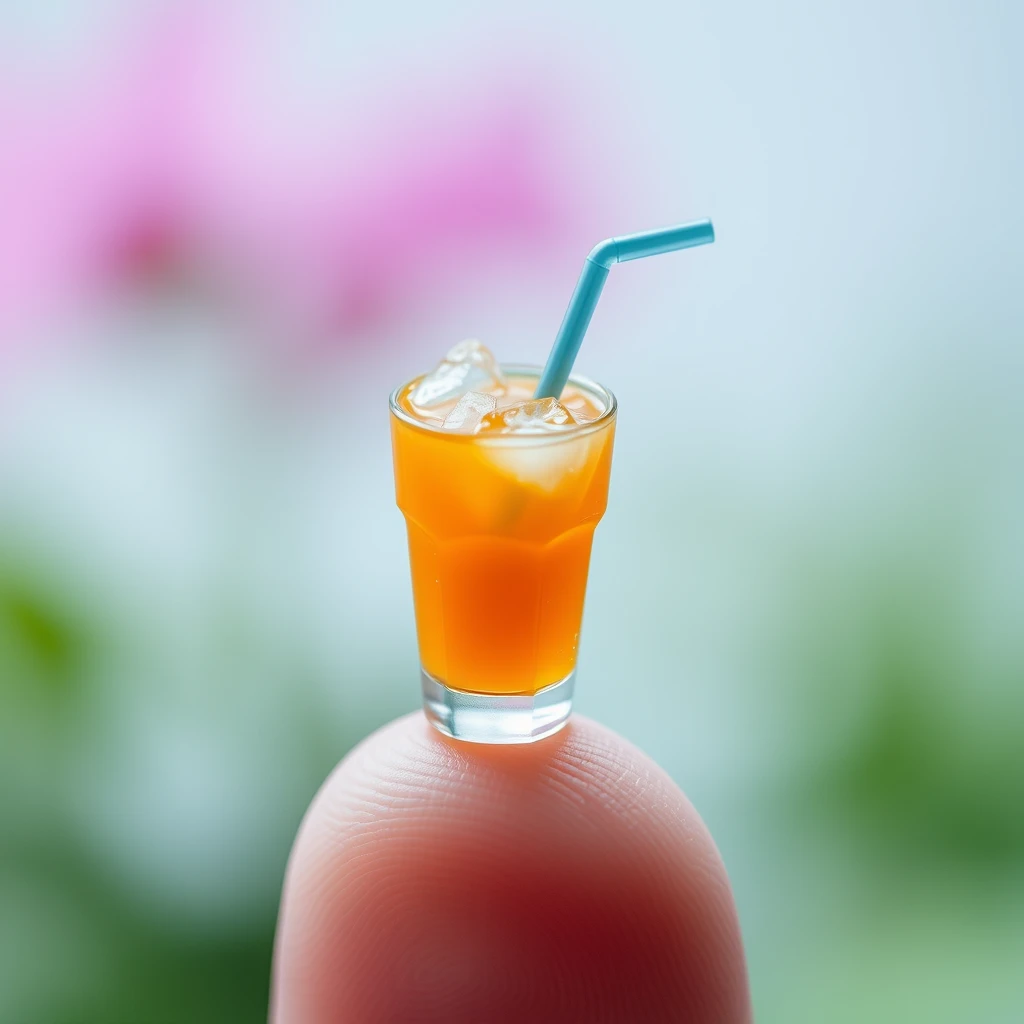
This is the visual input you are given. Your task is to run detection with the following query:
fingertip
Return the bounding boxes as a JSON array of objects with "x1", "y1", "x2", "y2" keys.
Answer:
[{"x1": 273, "y1": 714, "x2": 750, "y2": 1023}]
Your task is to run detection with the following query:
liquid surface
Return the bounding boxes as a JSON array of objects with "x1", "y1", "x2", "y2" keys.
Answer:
[
  {"x1": 398, "y1": 338, "x2": 606, "y2": 436},
  {"x1": 398, "y1": 375, "x2": 606, "y2": 432}
]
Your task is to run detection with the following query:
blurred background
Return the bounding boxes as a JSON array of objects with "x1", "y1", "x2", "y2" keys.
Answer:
[{"x1": 1, "y1": 1, "x2": 1022, "y2": 1020}]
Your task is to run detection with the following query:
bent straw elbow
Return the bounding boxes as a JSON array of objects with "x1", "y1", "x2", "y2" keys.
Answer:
[
  {"x1": 535, "y1": 219, "x2": 715, "y2": 399},
  {"x1": 586, "y1": 238, "x2": 621, "y2": 269}
]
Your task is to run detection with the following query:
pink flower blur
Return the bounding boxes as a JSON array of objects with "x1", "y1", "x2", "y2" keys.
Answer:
[{"x1": 0, "y1": 4, "x2": 586, "y2": 358}]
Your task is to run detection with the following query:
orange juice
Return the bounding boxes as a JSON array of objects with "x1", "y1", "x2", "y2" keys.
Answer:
[{"x1": 390, "y1": 366, "x2": 616, "y2": 702}]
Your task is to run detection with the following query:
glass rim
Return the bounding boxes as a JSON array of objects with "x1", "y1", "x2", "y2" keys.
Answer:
[{"x1": 388, "y1": 363, "x2": 617, "y2": 446}]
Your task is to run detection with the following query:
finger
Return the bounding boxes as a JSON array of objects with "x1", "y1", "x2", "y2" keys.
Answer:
[{"x1": 272, "y1": 713, "x2": 750, "y2": 1023}]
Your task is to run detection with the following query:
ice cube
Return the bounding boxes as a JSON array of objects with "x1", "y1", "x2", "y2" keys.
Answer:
[
  {"x1": 442, "y1": 391, "x2": 497, "y2": 432},
  {"x1": 482, "y1": 430, "x2": 603, "y2": 492},
  {"x1": 410, "y1": 339, "x2": 504, "y2": 409},
  {"x1": 444, "y1": 338, "x2": 500, "y2": 368},
  {"x1": 482, "y1": 397, "x2": 576, "y2": 434}
]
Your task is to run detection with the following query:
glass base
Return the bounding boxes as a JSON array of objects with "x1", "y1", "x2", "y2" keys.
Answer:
[{"x1": 420, "y1": 669, "x2": 575, "y2": 744}]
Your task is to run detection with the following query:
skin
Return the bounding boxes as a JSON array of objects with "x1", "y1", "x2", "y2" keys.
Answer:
[{"x1": 272, "y1": 714, "x2": 751, "y2": 1023}]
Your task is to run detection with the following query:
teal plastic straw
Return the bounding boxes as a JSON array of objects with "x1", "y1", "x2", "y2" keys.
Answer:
[{"x1": 534, "y1": 219, "x2": 715, "y2": 399}]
